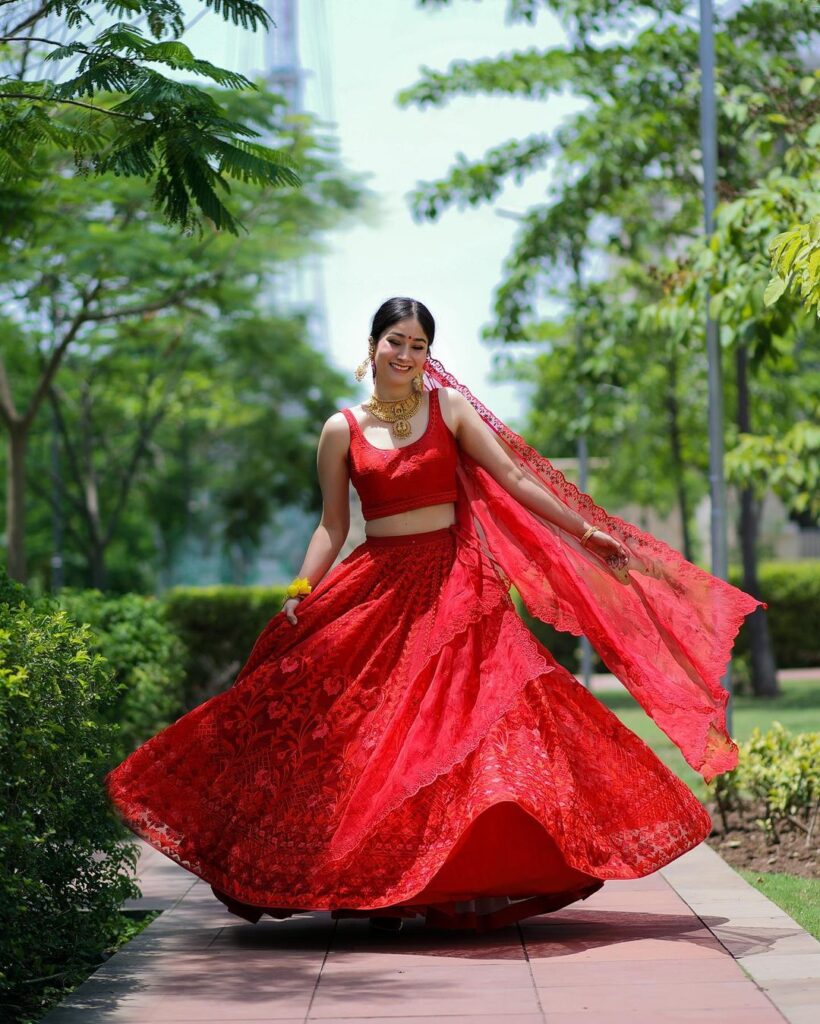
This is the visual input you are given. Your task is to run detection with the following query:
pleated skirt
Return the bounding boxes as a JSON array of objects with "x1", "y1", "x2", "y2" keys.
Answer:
[{"x1": 104, "y1": 524, "x2": 711, "y2": 931}]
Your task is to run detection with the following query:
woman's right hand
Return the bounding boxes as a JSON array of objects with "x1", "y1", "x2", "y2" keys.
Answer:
[{"x1": 282, "y1": 597, "x2": 303, "y2": 626}]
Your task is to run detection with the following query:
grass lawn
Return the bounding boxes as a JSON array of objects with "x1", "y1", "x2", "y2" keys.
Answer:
[
  {"x1": 595, "y1": 676, "x2": 820, "y2": 802},
  {"x1": 596, "y1": 676, "x2": 820, "y2": 937},
  {"x1": 736, "y1": 871, "x2": 820, "y2": 939}
]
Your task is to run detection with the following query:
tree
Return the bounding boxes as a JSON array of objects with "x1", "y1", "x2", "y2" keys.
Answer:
[
  {"x1": 399, "y1": 0, "x2": 818, "y2": 695},
  {"x1": 0, "y1": 0, "x2": 300, "y2": 234},
  {"x1": 0, "y1": 89, "x2": 367, "y2": 586}
]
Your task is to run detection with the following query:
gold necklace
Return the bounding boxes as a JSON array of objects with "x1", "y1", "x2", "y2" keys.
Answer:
[{"x1": 363, "y1": 389, "x2": 422, "y2": 439}]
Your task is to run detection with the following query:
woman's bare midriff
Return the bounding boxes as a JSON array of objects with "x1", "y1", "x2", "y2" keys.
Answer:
[{"x1": 364, "y1": 501, "x2": 456, "y2": 538}]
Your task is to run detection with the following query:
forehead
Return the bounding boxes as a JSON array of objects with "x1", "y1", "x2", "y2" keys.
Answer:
[{"x1": 384, "y1": 317, "x2": 428, "y2": 342}]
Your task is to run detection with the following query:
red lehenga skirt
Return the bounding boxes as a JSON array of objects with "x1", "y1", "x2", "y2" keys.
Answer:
[{"x1": 104, "y1": 523, "x2": 714, "y2": 932}]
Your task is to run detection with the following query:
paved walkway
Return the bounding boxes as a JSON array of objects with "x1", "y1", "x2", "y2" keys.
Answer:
[{"x1": 40, "y1": 838, "x2": 819, "y2": 1023}]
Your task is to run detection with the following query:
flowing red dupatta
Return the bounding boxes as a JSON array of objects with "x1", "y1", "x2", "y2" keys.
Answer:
[{"x1": 423, "y1": 356, "x2": 766, "y2": 785}]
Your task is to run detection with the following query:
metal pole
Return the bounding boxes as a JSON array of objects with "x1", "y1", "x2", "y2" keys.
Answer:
[
  {"x1": 699, "y1": 0, "x2": 732, "y2": 732},
  {"x1": 577, "y1": 429, "x2": 594, "y2": 689},
  {"x1": 573, "y1": 259, "x2": 593, "y2": 689}
]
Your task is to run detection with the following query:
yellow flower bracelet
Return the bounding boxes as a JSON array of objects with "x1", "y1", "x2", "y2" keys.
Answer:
[{"x1": 285, "y1": 576, "x2": 312, "y2": 600}]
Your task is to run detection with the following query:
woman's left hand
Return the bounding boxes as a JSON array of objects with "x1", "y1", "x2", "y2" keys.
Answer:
[{"x1": 585, "y1": 528, "x2": 630, "y2": 572}]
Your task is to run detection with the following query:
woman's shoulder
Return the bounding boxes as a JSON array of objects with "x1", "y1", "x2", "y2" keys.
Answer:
[
  {"x1": 321, "y1": 409, "x2": 356, "y2": 444},
  {"x1": 433, "y1": 387, "x2": 462, "y2": 441}
]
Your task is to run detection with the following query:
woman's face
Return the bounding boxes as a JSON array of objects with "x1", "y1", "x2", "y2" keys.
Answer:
[{"x1": 371, "y1": 317, "x2": 429, "y2": 385}]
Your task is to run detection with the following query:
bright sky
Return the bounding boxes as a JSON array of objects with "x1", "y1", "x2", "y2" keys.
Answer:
[{"x1": 185, "y1": 0, "x2": 585, "y2": 426}]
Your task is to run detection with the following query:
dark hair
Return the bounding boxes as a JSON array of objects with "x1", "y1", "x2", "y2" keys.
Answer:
[{"x1": 370, "y1": 296, "x2": 435, "y2": 348}]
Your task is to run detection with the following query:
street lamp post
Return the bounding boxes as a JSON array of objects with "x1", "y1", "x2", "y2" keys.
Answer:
[{"x1": 698, "y1": 0, "x2": 733, "y2": 732}]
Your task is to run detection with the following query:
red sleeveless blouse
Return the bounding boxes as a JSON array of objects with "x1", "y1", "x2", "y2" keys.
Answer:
[{"x1": 341, "y1": 389, "x2": 459, "y2": 521}]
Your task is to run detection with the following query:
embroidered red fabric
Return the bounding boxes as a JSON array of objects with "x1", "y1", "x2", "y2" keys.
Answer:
[
  {"x1": 421, "y1": 357, "x2": 765, "y2": 783},
  {"x1": 340, "y1": 388, "x2": 458, "y2": 520},
  {"x1": 103, "y1": 356, "x2": 764, "y2": 930}
]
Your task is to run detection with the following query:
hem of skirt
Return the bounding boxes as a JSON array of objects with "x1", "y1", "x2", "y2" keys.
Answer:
[{"x1": 209, "y1": 880, "x2": 605, "y2": 931}]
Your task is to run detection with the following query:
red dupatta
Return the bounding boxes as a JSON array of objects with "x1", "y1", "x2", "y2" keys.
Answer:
[{"x1": 423, "y1": 356, "x2": 765, "y2": 784}]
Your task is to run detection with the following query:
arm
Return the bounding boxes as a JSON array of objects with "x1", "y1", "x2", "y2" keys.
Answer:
[
  {"x1": 283, "y1": 412, "x2": 351, "y2": 625},
  {"x1": 441, "y1": 388, "x2": 628, "y2": 566}
]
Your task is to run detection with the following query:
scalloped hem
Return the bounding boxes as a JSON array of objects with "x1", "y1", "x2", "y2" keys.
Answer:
[{"x1": 208, "y1": 801, "x2": 606, "y2": 931}]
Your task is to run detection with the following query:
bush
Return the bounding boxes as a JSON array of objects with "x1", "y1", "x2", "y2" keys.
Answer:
[
  {"x1": 712, "y1": 722, "x2": 820, "y2": 844},
  {"x1": 53, "y1": 588, "x2": 188, "y2": 759},
  {"x1": 161, "y1": 584, "x2": 287, "y2": 708},
  {"x1": 729, "y1": 561, "x2": 820, "y2": 669},
  {"x1": 0, "y1": 586, "x2": 140, "y2": 1018}
]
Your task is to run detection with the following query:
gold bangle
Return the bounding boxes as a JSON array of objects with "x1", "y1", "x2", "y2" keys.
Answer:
[{"x1": 579, "y1": 525, "x2": 597, "y2": 547}]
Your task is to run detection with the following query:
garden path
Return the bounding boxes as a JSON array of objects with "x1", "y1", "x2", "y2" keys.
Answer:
[{"x1": 38, "y1": 837, "x2": 819, "y2": 1023}]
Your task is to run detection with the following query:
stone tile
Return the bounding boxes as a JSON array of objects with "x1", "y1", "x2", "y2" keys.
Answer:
[
  {"x1": 761, "y1": 978, "x2": 820, "y2": 1006},
  {"x1": 784, "y1": 1007, "x2": 820, "y2": 1024},
  {"x1": 113, "y1": 925, "x2": 223, "y2": 953},
  {"x1": 318, "y1": 958, "x2": 534, "y2": 988},
  {"x1": 597, "y1": 874, "x2": 672, "y2": 891},
  {"x1": 522, "y1": 935, "x2": 727, "y2": 962},
  {"x1": 147, "y1": 977, "x2": 315, "y2": 1021},
  {"x1": 580, "y1": 891, "x2": 690, "y2": 912},
  {"x1": 528, "y1": 957, "x2": 747, "y2": 986},
  {"x1": 307, "y1": 1018, "x2": 546, "y2": 1023},
  {"x1": 534, "y1": 1011, "x2": 786, "y2": 1024},
  {"x1": 733, "y1": 952, "x2": 820, "y2": 982},
  {"x1": 309, "y1": 976, "x2": 542, "y2": 1018},
  {"x1": 330, "y1": 916, "x2": 526, "y2": 961},
  {"x1": 100, "y1": 948, "x2": 326, "y2": 976},
  {"x1": 210, "y1": 917, "x2": 335, "y2": 953},
  {"x1": 38, "y1": 974, "x2": 159, "y2": 1023},
  {"x1": 712, "y1": 924, "x2": 819, "y2": 958},
  {"x1": 536, "y1": 980, "x2": 778, "y2": 1013},
  {"x1": 684, "y1": 900, "x2": 797, "y2": 920}
]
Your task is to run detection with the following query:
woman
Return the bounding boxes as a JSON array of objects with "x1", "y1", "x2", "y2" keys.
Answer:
[{"x1": 105, "y1": 296, "x2": 765, "y2": 933}]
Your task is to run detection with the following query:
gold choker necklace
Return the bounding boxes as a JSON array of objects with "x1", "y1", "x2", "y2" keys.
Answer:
[{"x1": 363, "y1": 390, "x2": 422, "y2": 439}]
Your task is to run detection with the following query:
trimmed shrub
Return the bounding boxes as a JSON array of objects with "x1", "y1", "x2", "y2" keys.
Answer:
[
  {"x1": 712, "y1": 722, "x2": 820, "y2": 844},
  {"x1": 729, "y1": 561, "x2": 820, "y2": 669},
  {"x1": 53, "y1": 588, "x2": 188, "y2": 759},
  {"x1": 0, "y1": 587, "x2": 140, "y2": 1016},
  {"x1": 161, "y1": 584, "x2": 287, "y2": 708}
]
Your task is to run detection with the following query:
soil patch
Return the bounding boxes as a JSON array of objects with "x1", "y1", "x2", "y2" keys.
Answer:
[{"x1": 705, "y1": 798, "x2": 818, "y2": 879}]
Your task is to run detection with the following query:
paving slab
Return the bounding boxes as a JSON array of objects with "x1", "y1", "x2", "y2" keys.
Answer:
[
  {"x1": 660, "y1": 840, "x2": 820, "y2": 1024},
  {"x1": 37, "y1": 837, "x2": 818, "y2": 1023}
]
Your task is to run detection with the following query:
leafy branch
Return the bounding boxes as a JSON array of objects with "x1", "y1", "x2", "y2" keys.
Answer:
[{"x1": 0, "y1": 1, "x2": 301, "y2": 234}]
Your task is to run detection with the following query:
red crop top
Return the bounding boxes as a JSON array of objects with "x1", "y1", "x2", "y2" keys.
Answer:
[{"x1": 341, "y1": 389, "x2": 459, "y2": 521}]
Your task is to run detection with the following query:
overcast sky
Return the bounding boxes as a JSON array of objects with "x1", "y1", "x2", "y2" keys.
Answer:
[{"x1": 185, "y1": 0, "x2": 585, "y2": 425}]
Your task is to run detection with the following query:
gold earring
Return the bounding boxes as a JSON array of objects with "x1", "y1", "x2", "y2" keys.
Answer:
[
  {"x1": 412, "y1": 371, "x2": 424, "y2": 393},
  {"x1": 354, "y1": 344, "x2": 375, "y2": 382}
]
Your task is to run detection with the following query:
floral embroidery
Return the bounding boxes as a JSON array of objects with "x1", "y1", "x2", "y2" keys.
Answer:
[{"x1": 105, "y1": 527, "x2": 713, "y2": 918}]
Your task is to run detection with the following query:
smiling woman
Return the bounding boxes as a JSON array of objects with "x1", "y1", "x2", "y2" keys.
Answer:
[{"x1": 104, "y1": 296, "x2": 764, "y2": 932}]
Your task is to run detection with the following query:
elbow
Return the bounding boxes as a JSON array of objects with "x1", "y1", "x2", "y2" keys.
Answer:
[{"x1": 319, "y1": 514, "x2": 349, "y2": 547}]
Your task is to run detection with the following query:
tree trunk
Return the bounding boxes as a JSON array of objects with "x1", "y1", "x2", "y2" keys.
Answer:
[
  {"x1": 6, "y1": 424, "x2": 28, "y2": 582},
  {"x1": 88, "y1": 539, "x2": 108, "y2": 590},
  {"x1": 735, "y1": 343, "x2": 779, "y2": 697}
]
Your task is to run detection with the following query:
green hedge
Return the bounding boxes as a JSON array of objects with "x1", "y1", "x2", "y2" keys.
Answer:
[
  {"x1": 160, "y1": 584, "x2": 288, "y2": 710},
  {"x1": 728, "y1": 561, "x2": 820, "y2": 669},
  {"x1": 53, "y1": 588, "x2": 188, "y2": 760},
  {"x1": 0, "y1": 571, "x2": 140, "y2": 1019}
]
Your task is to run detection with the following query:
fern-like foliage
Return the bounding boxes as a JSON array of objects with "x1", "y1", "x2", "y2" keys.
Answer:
[{"x1": 0, "y1": 0, "x2": 297, "y2": 234}]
